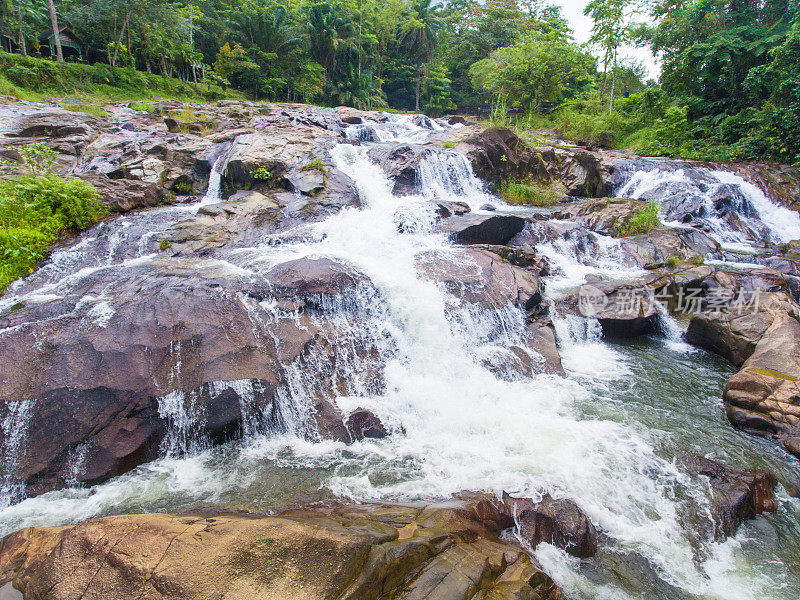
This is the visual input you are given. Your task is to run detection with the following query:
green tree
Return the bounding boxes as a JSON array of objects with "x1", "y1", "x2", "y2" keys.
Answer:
[
  {"x1": 469, "y1": 29, "x2": 595, "y2": 112},
  {"x1": 585, "y1": 0, "x2": 632, "y2": 112}
]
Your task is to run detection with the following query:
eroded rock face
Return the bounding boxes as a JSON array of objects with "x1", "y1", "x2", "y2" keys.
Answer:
[
  {"x1": 686, "y1": 291, "x2": 800, "y2": 458},
  {"x1": 465, "y1": 127, "x2": 619, "y2": 197},
  {"x1": 0, "y1": 503, "x2": 561, "y2": 600}
]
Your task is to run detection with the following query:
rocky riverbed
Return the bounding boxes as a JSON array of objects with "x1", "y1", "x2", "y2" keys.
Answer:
[{"x1": 1, "y1": 99, "x2": 800, "y2": 600}]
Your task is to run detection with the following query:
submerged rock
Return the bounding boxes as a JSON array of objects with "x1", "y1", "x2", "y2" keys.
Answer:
[
  {"x1": 507, "y1": 494, "x2": 598, "y2": 559},
  {"x1": 346, "y1": 410, "x2": 388, "y2": 440},
  {"x1": 0, "y1": 503, "x2": 561, "y2": 600}
]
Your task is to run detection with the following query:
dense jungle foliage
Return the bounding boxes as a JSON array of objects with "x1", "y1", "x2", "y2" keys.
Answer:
[{"x1": 0, "y1": 0, "x2": 799, "y2": 165}]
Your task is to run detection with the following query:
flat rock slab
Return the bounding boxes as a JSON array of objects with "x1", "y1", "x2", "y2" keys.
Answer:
[{"x1": 0, "y1": 504, "x2": 560, "y2": 600}]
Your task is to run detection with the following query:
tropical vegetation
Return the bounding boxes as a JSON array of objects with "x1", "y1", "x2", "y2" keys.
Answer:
[{"x1": 0, "y1": 0, "x2": 798, "y2": 163}]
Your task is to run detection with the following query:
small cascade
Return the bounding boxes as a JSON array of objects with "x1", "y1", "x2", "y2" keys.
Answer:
[
  {"x1": 710, "y1": 169, "x2": 800, "y2": 243},
  {"x1": 0, "y1": 400, "x2": 36, "y2": 507},
  {"x1": 417, "y1": 151, "x2": 495, "y2": 209},
  {"x1": 615, "y1": 159, "x2": 800, "y2": 246},
  {"x1": 343, "y1": 123, "x2": 378, "y2": 142},
  {"x1": 158, "y1": 389, "x2": 206, "y2": 456},
  {"x1": 200, "y1": 141, "x2": 239, "y2": 206},
  {"x1": 371, "y1": 113, "x2": 445, "y2": 143},
  {"x1": 536, "y1": 224, "x2": 645, "y2": 294},
  {"x1": 655, "y1": 307, "x2": 694, "y2": 353}
]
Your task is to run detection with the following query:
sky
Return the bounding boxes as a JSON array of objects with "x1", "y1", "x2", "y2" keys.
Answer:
[{"x1": 551, "y1": 0, "x2": 661, "y2": 80}]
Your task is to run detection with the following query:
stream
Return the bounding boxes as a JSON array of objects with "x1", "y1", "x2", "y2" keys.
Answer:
[{"x1": 1, "y1": 113, "x2": 799, "y2": 600}]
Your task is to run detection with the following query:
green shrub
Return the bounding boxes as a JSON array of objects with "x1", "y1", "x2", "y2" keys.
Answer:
[
  {"x1": 0, "y1": 153, "x2": 106, "y2": 292},
  {"x1": 159, "y1": 238, "x2": 172, "y2": 251},
  {"x1": 442, "y1": 141, "x2": 456, "y2": 148},
  {"x1": 251, "y1": 167, "x2": 273, "y2": 181},
  {"x1": 665, "y1": 255, "x2": 681, "y2": 268},
  {"x1": 613, "y1": 201, "x2": 661, "y2": 237},
  {"x1": 0, "y1": 51, "x2": 238, "y2": 103},
  {"x1": 502, "y1": 179, "x2": 566, "y2": 207}
]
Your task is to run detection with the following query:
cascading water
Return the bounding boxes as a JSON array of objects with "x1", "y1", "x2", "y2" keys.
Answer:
[
  {"x1": 0, "y1": 400, "x2": 35, "y2": 508},
  {"x1": 1, "y1": 115, "x2": 799, "y2": 600},
  {"x1": 200, "y1": 141, "x2": 239, "y2": 206},
  {"x1": 417, "y1": 151, "x2": 497, "y2": 209},
  {"x1": 615, "y1": 159, "x2": 800, "y2": 248}
]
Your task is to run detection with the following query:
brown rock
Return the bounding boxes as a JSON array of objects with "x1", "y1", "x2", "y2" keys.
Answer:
[
  {"x1": 0, "y1": 504, "x2": 560, "y2": 600},
  {"x1": 685, "y1": 456, "x2": 777, "y2": 539},
  {"x1": 505, "y1": 494, "x2": 598, "y2": 559},
  {"x1": 346, "y1": 410, "x2": 389, "y2": 440}
]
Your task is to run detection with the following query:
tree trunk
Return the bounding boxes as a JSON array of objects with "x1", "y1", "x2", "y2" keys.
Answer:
[
  {"x1": 46, "y1": 0, "x2": 63, "y2": 62},
  {"x1": 414, "y1": 63, "x2": 421, "y2": 112},
  {"x1": 111, "y1": 12, "x2": 130, "y2": 67},
  {"x1": 609, "y1": 47, "x2": 617, "y2": 114},
  {"x1": 17, "y1": 0, "x2": 26, "y2": 55}
]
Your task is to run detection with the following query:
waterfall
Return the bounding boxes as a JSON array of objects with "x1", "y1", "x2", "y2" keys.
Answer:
[
  {"x1": 200, "y1": 141, "x2": 239, "y2": 206},
  {"x1": 615, "y1": 160, "x2": 800, "y2": 246},
  {"x1": 0, "y1": 113, "x2": 794, "y2": 600},
  {"x1": 417, "y1": 151, "x2": 496, "y2": 209},
  {"x1": 0, "y1": 400, "x2": 35, "y2": 507}
]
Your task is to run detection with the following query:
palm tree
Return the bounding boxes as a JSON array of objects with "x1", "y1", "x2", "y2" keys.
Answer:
[
  {"x1": 305, "y1": 2, "x2": 355, "y2": 78},
  {"x1": 398, "y1": 0, "x2": 442, "y2": 111},
  {"x1": 228, "y1": 4, "x2": 303, "y2": 57},
  {"x1": 46, "y1": 0, "x2": 63, "y2": 61}
]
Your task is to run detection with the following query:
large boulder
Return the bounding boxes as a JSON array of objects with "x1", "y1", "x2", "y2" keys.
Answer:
[
  {"x1": 0, "y1": 503, "x2": 561, "y2": 600},
  {"x1": 0, "y1": 256, "x2": 379, "y2": 498},
  {"x1": 417, "y1": 248, "x2": 542, "y2": 314},
  {"x1": 439, "y1": 215, "x2": 527, "y2": 246},
  {"x1": 686, "y1": 290, "x2": 800, "y2": 458},
  {"x1": 465, "y1": 127, "x2": 617, "y2": 197},
  {"x1": 723, "y1": 294, "x2": 800, "y2": 447}
]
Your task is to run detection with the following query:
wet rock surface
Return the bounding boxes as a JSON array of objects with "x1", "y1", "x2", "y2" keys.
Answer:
[
  {"x1": 684, "y1": 456, "x2": 777, "y2": 539},
  {"x1": 464, "y1": 127, "x2": 621, "y2": 197}
]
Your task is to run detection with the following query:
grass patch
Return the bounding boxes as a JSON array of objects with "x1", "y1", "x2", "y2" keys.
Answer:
[
  {"x1": 130, "y1": 101, "x2": 155, "y2": 113},
  {"x1": 613, "y1": 201, "x2": 661, "y2": 237},
  {"x1": 300, "y1": 158, "x2": 327, "y2": 173},
  {"x1": 501, "y1": 179, "x2": 566, "y2": 207},
  {"x1": 0, "y1": 145, "x2": 107, "y2": 293},
  {"x1": 62, "y1": 102, "x2": 109, "y2": 117},
  {"x1": 442, "y1": 141, "x2": 456, "y2": 148}
]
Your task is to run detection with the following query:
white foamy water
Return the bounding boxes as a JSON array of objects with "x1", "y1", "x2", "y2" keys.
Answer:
[
  {"x1": 711, "y1": 169, "x2": 800, "y2": 244},
  {"x1": 617, "y1": 161, "x2": 800, "y2": 247},
  {"x1": 0, "y1": 118, "x2": 796, "y2": 600}
]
